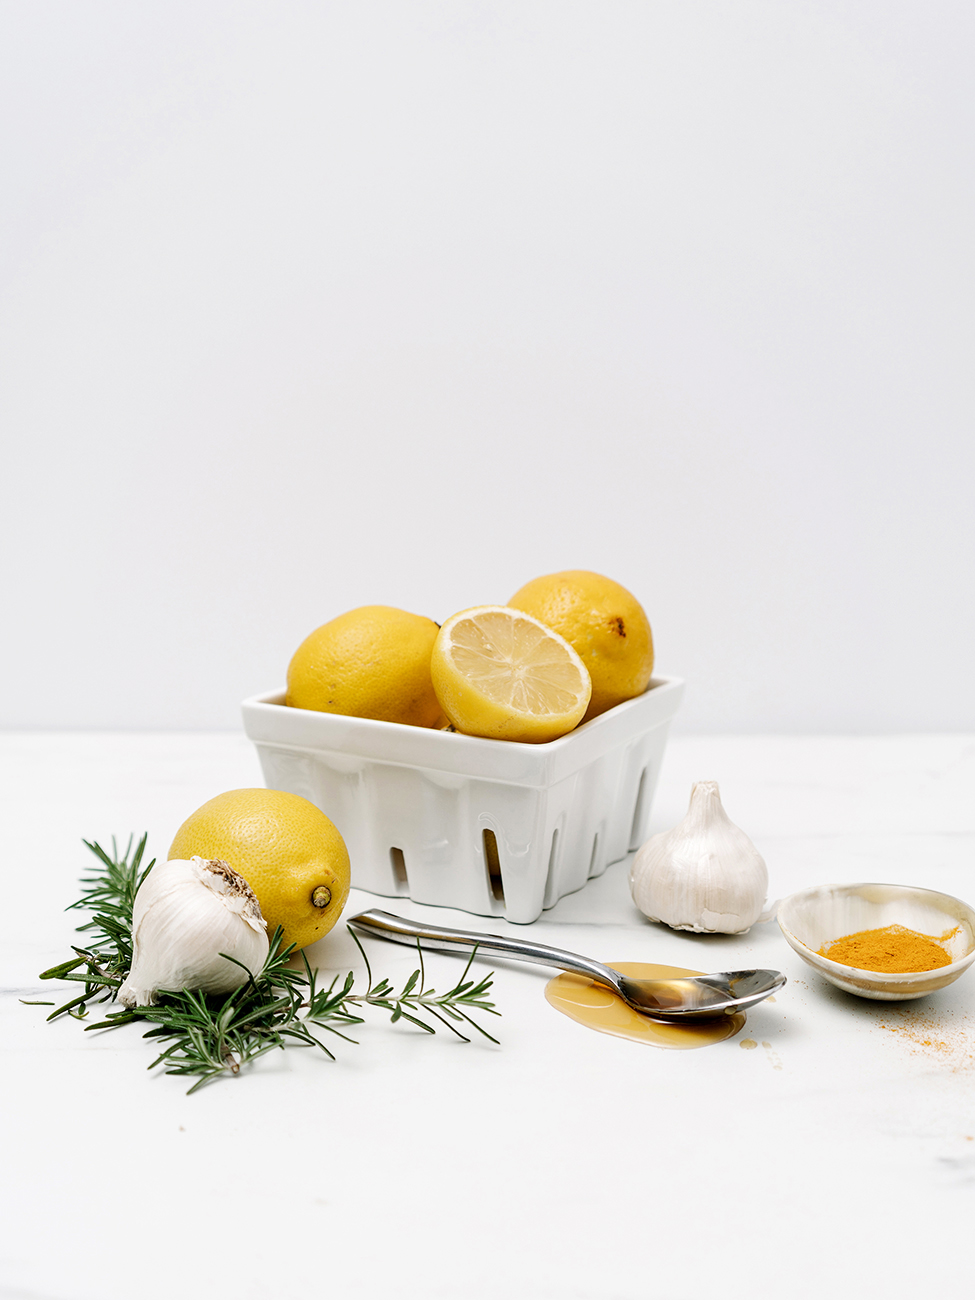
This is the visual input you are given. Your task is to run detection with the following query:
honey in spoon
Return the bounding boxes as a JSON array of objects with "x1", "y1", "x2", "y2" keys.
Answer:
[{"x1": 545, "y1": 961, "x2": 746, "y2": 1049}]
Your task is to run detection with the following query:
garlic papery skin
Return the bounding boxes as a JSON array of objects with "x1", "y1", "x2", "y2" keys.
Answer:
[
  {"x1": 117, "y1": 857, "x2": 269, "y2": 1007},
  {"x1": 629, "y1": 781, "x2": 768, "y2": 934}
]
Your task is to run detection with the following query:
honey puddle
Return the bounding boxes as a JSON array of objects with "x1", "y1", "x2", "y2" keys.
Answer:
[{"x1": 545, "y1": 961, "x2": 745, "y2": 1049}]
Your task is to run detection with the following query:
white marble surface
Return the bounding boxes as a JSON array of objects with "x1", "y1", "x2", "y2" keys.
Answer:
[{"x1": 2, "y1": 732, "x2": 974, "y2": 1300}]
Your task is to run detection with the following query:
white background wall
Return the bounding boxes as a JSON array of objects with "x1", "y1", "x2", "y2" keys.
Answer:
[{"x1": 1, "y1": 1, "x2": 972, "y2": 733}]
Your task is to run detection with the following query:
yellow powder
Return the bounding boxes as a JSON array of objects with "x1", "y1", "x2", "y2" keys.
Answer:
[
  {"x1": 818, "y1": 923, "x2": 956, "y2": 973},
  {"x1": 876, "y1": 1006, "x2": 975, "y2": 1073}
]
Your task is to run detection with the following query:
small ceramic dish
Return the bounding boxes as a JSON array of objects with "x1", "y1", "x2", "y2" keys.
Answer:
[{"x1": 777, "y1": 882, "x2": 975, "y2": 1001}]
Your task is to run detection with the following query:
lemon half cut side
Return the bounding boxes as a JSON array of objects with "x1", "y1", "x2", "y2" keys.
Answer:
[{"x1": 431, "y1": 606, "x2": 592, "y2": 743}]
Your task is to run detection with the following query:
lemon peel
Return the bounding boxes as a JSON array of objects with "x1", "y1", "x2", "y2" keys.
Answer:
[
  {"x1": 509, "y1": 570, "x2": 653, "y2": 721},
  {"x1": 169, "y1": 788, "x2": 351, "y2": 951},
  {"x1": 287, "y1": 605, "x2": 441, "y2": 728}
]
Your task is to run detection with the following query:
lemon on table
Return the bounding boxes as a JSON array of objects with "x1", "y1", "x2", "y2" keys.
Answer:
[
  {"x1": 509, "y1": 570, "x2": 653, "y2": 722},
  {"x1": 168, "y1": 789, "x2": 351, "y2": 951},
  {"x1": 431, "y1": 605, "x2": 591, "y2": 743},
  {"x1": 287, "y1": 605, "x2": 441, "y2": 728}
]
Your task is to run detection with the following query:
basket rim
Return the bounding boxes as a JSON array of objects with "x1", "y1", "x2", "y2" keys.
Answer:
[{"x1": 242, "y1": 675, "x2": 685, "y2": 785}]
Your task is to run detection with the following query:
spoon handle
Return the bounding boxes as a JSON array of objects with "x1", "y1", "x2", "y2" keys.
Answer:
[{"x1": 348, "y1": 909, "x2": 624, "y2": 993}]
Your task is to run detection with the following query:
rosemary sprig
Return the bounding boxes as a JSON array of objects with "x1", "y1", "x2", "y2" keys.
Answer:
[
  {"x1": 33, "y1": 836, "x2": 500, "y2": 1091},
  {"x1": 37, "y1": 833, "x2": 152, "y2": 1020}
]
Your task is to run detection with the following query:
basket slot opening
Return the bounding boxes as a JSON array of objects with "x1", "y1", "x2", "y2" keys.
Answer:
[
  {"x1": 389, "y1": 847, "x2": 409, "y2": 892},
  {"x1": 588, "y1": 832, "x2": 601, "y2": 878},
  {"x1": 482, "y1": 829, "x2": 505, "y2": 904},
  {"x1": 543, "y1": 827, "x2": 560, "y2": 904},
  {"x1": 629, "y1": 766, "x2": 651, "y2": 850}
]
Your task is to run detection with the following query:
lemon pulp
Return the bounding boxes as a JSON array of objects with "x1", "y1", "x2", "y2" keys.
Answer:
[{"x1": 431, "y1": 606, "x2": 591, "y2": 743}]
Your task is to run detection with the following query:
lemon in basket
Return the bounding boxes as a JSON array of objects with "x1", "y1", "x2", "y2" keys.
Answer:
[
  {"x1": 169, "y1": 788, "x2": 351, "y2": 951},
  {"x1": 509, "y1": 571, "x2": 653, "y2": 721},
  {"x1": 431, "y1": 606, "x2": 591, "y2": 743},
  {"x1": 287, "y1": 605, "x2": 442, "y2": 728}
]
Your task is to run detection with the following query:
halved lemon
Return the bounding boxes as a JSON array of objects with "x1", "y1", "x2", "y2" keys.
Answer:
[{"x1": 431, "y1": 606, "x2": 592, "y2": 743}]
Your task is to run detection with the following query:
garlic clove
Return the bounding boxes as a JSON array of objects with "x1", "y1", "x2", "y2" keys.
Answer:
[
  {"x1": 118, "y1": 857, "x2": 269, "y2": 1007},
  {"x1": 630, "y1": 781, "x2": 768, "y2": 934}
]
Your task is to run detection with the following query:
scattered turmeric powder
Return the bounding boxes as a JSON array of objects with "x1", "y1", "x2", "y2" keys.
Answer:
[
  {"x1": 877, "y1": 1005, "x2": 975, "y2": 1071},
  {"x1": 819, "y1": 923, "x2": 956, "y2": 973}
]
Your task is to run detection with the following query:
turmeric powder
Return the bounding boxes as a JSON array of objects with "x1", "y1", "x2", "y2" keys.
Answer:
[{"x1": 819, "y1": 924, "x2": 956, "y2": 973}]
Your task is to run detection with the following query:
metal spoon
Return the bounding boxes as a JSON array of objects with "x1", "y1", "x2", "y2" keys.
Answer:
[{"x1": 348, "y1": 909, "x2": 786, "y2": 1022}]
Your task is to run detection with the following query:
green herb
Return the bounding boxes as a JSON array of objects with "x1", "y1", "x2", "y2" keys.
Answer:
[
  {"x1": 33, "y1": 836, "x2": 500, "y2": 1092},
  {"x1": 36, "y1": 834, "x2": 151, "y2": 1020}
]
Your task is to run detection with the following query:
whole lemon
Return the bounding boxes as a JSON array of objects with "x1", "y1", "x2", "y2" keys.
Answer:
[
  {"x1": 168, "y1": 789, "x2": 351, "y2": 951},
  {"x1": 509, "y1": 570, "x2": 653, "y2": 722},
  {"x1": 286, "y1": 605, "x2": 441, "y2": 728}
]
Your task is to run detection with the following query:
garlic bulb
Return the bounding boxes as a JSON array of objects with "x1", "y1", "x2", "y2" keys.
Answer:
[
  {"x1": 118, "y1": 857, "x2": 269, "y2": 1007},
  {"x1": 630, "y1": 781, "x2": 768, "y2": 934}
]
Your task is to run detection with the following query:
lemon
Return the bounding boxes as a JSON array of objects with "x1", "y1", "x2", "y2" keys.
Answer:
[
  {"x1": 287, "y1": 605, "x2": 441, "y2": 728},
  {"x1": 509, "y1": 570, "x2": 653, "y2": 721},
  {"x1": 168, "y1": 789, "x2": 351, "y2": 951},
  {"x1": 431, "y1": 605, "x2": 591, "y2": 743}
]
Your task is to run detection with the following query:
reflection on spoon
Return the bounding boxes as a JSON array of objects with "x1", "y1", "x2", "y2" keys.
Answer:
[{"x1": 546, "y1": 961, "x2": 746, "y2": 1049}]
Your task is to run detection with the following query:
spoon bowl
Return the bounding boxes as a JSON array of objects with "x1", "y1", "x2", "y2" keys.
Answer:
[
  {"x1": 348, "y1": 909, "x2": 785, "y2": 1022},
  {"x1": 613, "y1": 968, "x2": 787, "y2": 1018}
]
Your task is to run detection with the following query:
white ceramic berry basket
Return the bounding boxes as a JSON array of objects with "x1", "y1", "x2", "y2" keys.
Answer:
[{"x1": 241, "y1": 676, "x2": 684, "y2": 924}]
